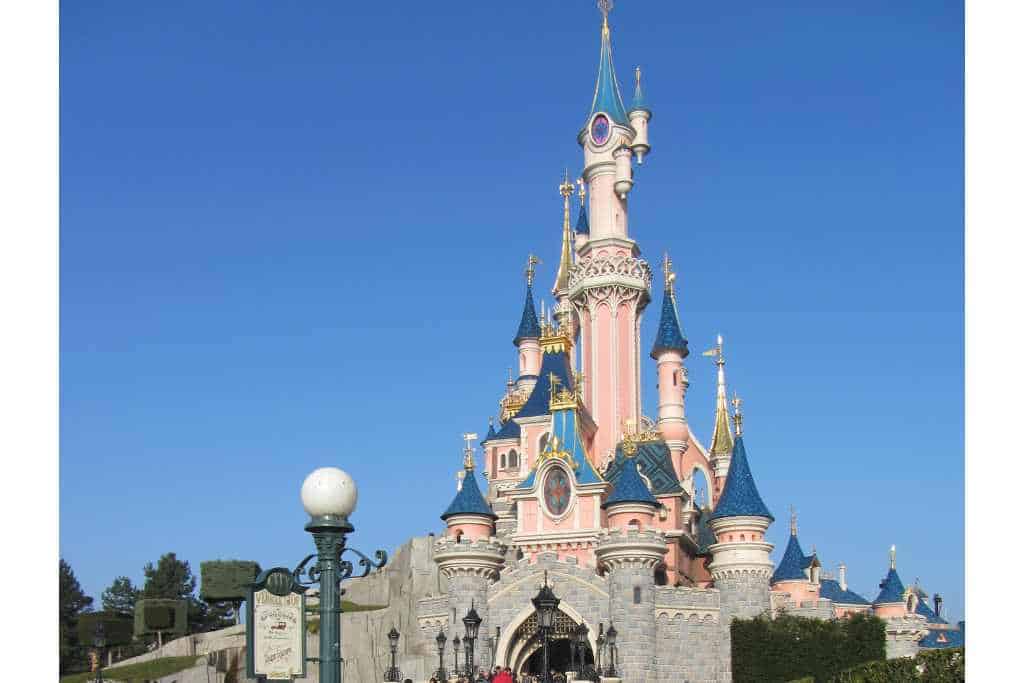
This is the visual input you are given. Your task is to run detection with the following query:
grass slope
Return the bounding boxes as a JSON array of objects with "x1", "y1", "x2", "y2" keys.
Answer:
[{"x1": 60, "y1": 656, "x2": 201, "y2": 683}]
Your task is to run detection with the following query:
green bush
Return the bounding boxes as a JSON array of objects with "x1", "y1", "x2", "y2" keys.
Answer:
[
  {"x1": 830, "y1": 647, "x2": 964, "y2": 683},
  {"x1": 732, "y1": 613, "x2": 886, "y2": 683},
  {"x1": 200, "y1": 560, "x2": 260, "y2": 602},
  {"x1": 76, "y1": 611, "x2": 134, "y2": 647}
]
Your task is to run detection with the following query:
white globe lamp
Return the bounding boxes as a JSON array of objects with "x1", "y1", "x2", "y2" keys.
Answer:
[{"x1": 301, "y1": 467, "x2": 358, "y2": 532}]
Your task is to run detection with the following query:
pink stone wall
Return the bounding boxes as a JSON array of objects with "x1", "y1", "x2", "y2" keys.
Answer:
[
  {"x1": 448, "y1": 520, "x2": 492, "y2": 541},
  {"x1": 873, "y1": 603, "x2": 907, "y2": 618},
  {"x1": 772, "y1": 579, "x2": 818, "y2": 604}
]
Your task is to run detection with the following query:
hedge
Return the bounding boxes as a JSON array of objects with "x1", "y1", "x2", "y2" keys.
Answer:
[
  {"x1": 76, "y1": 611, "x2": 134, "y2": 647},
  {"x1": 200, "y1": 560, "x2": 261, "y2": 602},
  {"x1": 732, "y1": 613, "x2": 886, "y2": 683},
  {"x1": 830, "y1": 647, "x2": 964, "y2": 683}
]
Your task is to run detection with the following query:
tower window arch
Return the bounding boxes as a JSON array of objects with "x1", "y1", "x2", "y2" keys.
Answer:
[
  {"x1": 692, "y1": 467, "x2": 710, "y2": 509},
  {"x1": 508, "y1": 449, "x2": 519, "y2": 469},
  {"x1": 633, "y1": 586, "x2": 642, "y2": 604},
  {"x1": 500, "y1": 452, "x2": 507, "y2": 469}
]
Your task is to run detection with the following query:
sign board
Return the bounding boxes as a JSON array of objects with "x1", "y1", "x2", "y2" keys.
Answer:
[{"x1": 246, "y1": 567, "x2": 308, "y2": 681}]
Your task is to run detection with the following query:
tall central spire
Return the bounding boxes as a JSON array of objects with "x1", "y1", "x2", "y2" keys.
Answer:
[{"x1": 586, "y1": 0, "x2": 629, "y2": 126}]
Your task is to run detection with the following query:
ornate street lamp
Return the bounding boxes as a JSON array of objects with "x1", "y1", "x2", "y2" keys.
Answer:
[
  {"x1": 463, "y1": 601, "x2": 482, "y2": 677},
  {"x1": 384, "y1": 627, "x2": 402, "y2": 682},
  {"x1": 453, "y1": 634, "x2": 462, "y2": 676},
  {"x1": 596, "y1": 628, "x2": 605, "y2": 678},
  {"x1": 487, "y1": 625, "x2": 501, "y2": 669},
  {"x1": 575, "y1": 622, "x2": 591, "y2": 676},
  {"x1": 93, "y1": 621, "x2": 106, "y2": 683},
  {"x1": 604, "y1": 622, "x2": 618, "y2": 677},
  {"x1": 297, "y1": 468, "x2": 387, "y2": 683},
  {"x1": 531, "y1": 572, "x2": 560, "y2": 683},
  {"x1": 435, "y1": 629, "x2": 448, "y2": 682}
]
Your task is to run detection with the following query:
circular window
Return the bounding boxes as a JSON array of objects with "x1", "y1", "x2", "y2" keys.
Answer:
[
  {"x1": 590, "y1": 113, "x2": 611, "y2": 146},
  {"x1": 543, "y1": 466, "x2": 572, "y2": 516}
]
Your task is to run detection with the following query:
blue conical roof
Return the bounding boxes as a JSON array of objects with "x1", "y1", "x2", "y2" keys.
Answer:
[
  {"x1": 516, "y1": 349, "x2": 574, "y2": 418},
  {"x1": 772, "y1": 534, "x2": 810, "y2": 583},
  {"x1": 650, "y1": 290, "x2": 688, "y2": 359},
  {"x1": 482, "y1": 420, "x2": 498, "y2": 444},
  {"x1": 709, "y1": 436, "x2": 774, "y2": 521},
  {"x1": 630, "y1": 69, "x2": 649, "y2": 114},
  {"x1": 874, "y1": 567, "x2": 906, "y2": 605},
  {"x1": 584, "y1": 22, "x2": 630, "y2": 127},
  {"x1": 441, "y1": 467, "x2": 497, "y2": 521},
  {"x1": 603, "y1": 456, "x2": 657, "y2": 508},
  {"x1": 513, "y1": 283, "x2": 541, "y2": 346},
  {"x1": 575, "y1": 203, "x2": 590, "y2": 235}
]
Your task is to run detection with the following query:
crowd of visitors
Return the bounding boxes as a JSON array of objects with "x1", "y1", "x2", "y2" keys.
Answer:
[{"x1": 422, "y1": 666, "x2": 570, "y2": 682}]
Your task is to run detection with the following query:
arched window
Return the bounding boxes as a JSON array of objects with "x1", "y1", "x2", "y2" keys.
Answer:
[
  {"x1": 629, "y1": 518, "x2": 641, "y2": 529},
  {"x1": 508, "y1": 449, "x2": 519, "y2": 469},
  {"x1": 539, "y1": 432, "x2": 550, "y2": 453},
  {"x1": 692, "y1": 468, "x2": 710, "y2": 509},
  {"x1": 500, "y1": 452, "x2": 507, "y2": 469},
  {"x1": 673, "y1": 372, "x2": 678, "y2": 386},
  {"x1": 633, "y1": 586, "x2": 642, "y2": 604},
  {"x1": 454, "y1": 530, "x2": 464, "y2": 543}
]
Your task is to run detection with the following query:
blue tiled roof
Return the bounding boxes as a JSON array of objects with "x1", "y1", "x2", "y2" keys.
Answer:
[
  {"x1": 517, "y1": 402, "x2": 603, "y2": 491},
  {"x1": 604, "y1": 440, "x2": 683, "y2": 496},
  {"x1": 584, "y1": 24, "x2": 630, "y2": 127},
  {"x1": 575, "y1": 204, "x2": 590, "y2": 235},
  {"x1": 650, "y1": 290, "x2": 688, "y2": 359},
  {"x1": 513, "y1": 283, "x2": 541, "y2": 346},
  {"x1": 694, "y1": 507, "x2": 717, "y2": 555},
  {"x1": 819, "y1": 579, "x2": 871, "y2": 606},
  {"x1": 603, "y1": 456, "x2": 657, "y2": 508},
  {"x1": 516, "y1": 349, "x2": 574, "y2": 418},
  {"x1": 440, "y1": 468, "x2": 496, "y2": 521},
  {"x1": 492, "y1": 416, "x2": 521, "y2": 440},
  {"x1": 914, "y1": 594, "x2": 947, "y2": 625},
  {"x1": 772, "y1": 534, "x2": 810, "y2": 583},
  {"x1": 709, "y1": 436, "x2": 774, "y2": 521},
  {"x1": 481, "y1": 421, "x2": 498, "y2": 444},
  {"x1": 874, "y1": 568, "x2": 906, "y2": 604}
]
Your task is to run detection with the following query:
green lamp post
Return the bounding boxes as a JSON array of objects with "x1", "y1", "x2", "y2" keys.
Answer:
[{"x1": 299, "y1": 467, "x2": 386, "y2": 683}]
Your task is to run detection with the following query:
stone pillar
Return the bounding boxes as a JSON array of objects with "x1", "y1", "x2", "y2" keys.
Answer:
[
  {"x1": 434, "y1": 536, "x2": 505, "y2": 676},
  {"x1": 884, "y1": 615, "x2": 928, "y2": 660},
  {"x1": 595, "y1": 528, "x2": 667, "y2": 683}
]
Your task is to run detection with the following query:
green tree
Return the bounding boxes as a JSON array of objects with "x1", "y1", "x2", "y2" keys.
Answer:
[
  {"x1": 142, "y1": 552, "x2": 231, "y2": 633},
  {"x1": 101, "y1": 576, "x2": 140, "y2": 616},
  {"x1": 59, "y1": 558, "x2": 94, "y2": 674}
]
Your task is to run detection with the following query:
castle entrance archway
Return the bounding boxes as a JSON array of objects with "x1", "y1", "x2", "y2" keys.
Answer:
[{"x1": 498, "y1": 603, "x2": 597, "y2": 677}]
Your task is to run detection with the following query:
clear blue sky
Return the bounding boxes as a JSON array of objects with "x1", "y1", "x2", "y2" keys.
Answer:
[{"x1": 60, "y1": 1, "x2": 964, "y2": 621}]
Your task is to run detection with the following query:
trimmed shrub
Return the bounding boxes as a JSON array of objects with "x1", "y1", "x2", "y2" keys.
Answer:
[
  {"x1": 830, "y1": 647, "x2": 964, "y2": 683},
  {"x1": 732, "y1": 613, "x2": 886, "y2": 683},
  {"x1": 76, "y1": 611, "x2": 134, "y2": 647},
  {"x1": 200, "y1": 560, "x2": 261, "y2": 602}
]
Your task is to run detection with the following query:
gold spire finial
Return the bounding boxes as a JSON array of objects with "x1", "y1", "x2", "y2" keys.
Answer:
[
  {"x1": 790, "y1": 505, "x2": 798, "y2": 536},
  {"x1": 554, "y1": 171, "x2": 576, "y2": 294},
  {"x1": 462, "y1": 432, "x2": 478, "y2": 470},
  {"x1": 731, "y1": 392, "x2": 743, "y2": 436},
  {"x1": 525, "y1": 254, "x2": 540, "y2": 287},
  {"x1": 890, "y1": 544, "x2": 897, "y2": 570},
  {"x1": 598, "y1": 0, "x2": 613, "y2": 29},
  {"x1": 662, "y1": 252, "x2": 676, "y2": 294},
  {"x1": 703, "y1": 334, "x2": 734, "y2": 456}
]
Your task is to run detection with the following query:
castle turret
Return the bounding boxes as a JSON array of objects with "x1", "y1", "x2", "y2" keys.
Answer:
[
  {"x1": 514, "y1": 255, "x2": 543, "y2": 394},
  {"x1": 770, "y1": 507, "x2": 821, "y2": 606},
  {"x1": 553, "y1": 174, "x2": 578, "y2": 344},
  {"x1": 602, "y1": 452, "x2": 659, "y2": 530},
  {"x1": 703, "y1": 334, "x2": 735, "y2": 496},
  {"x1": 707, "y1": 405, "x2": 774, "y2": 682},
  {"x1": 436, "y1": 437, "x2": 505, "y2": 668},
  {"x1": 628, "y1": 66, "x2": 652, "y2": 163},
  {"x1": 872, "y1": 546, "x2": 928, "y2": 659},
  {"x1": 651, "y1": 253, "x2": 689, "y2": 451}
]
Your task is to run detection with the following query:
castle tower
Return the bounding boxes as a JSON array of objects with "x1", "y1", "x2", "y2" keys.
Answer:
[
  {"x1": 514, "y1": 255, "x2": 543, "y2": 395},
  {"x1": 872, "y1": 545, "x2": 928, "y2": 659},
  {"x1": 570, "y1": 2, "x2": 653, "y2": 463},
  {"x1": 650, "y1": 253, "x2": 689, "y2": 459},
  {"x1": 436, "y1": 439, "x2": 505, "y2": 664},
  {"x1": 770, "y1": 507, "x2": 822, "y2": 606},
  {"x1": 707, "y1": 406, "x2": 774, "y2": 682},
  {"x1": 703, "y1": 335, "x2": 735, "y2": 497},
  {"x1": 602, "y1": 451, "x2": 660, "y2": 530}
]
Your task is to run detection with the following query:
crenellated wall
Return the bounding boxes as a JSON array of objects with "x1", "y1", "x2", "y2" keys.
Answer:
[{"x1": 653, "y1": 585, "x2": 722, "y2": 682}]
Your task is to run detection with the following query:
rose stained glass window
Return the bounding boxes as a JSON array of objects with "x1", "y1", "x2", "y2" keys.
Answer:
[
  {"x1": 590, "y1": 113, "x2": 611, "y2": 146},
  {"x1": 543, "y1": 467, "x2": 572, "y2": 516}
]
